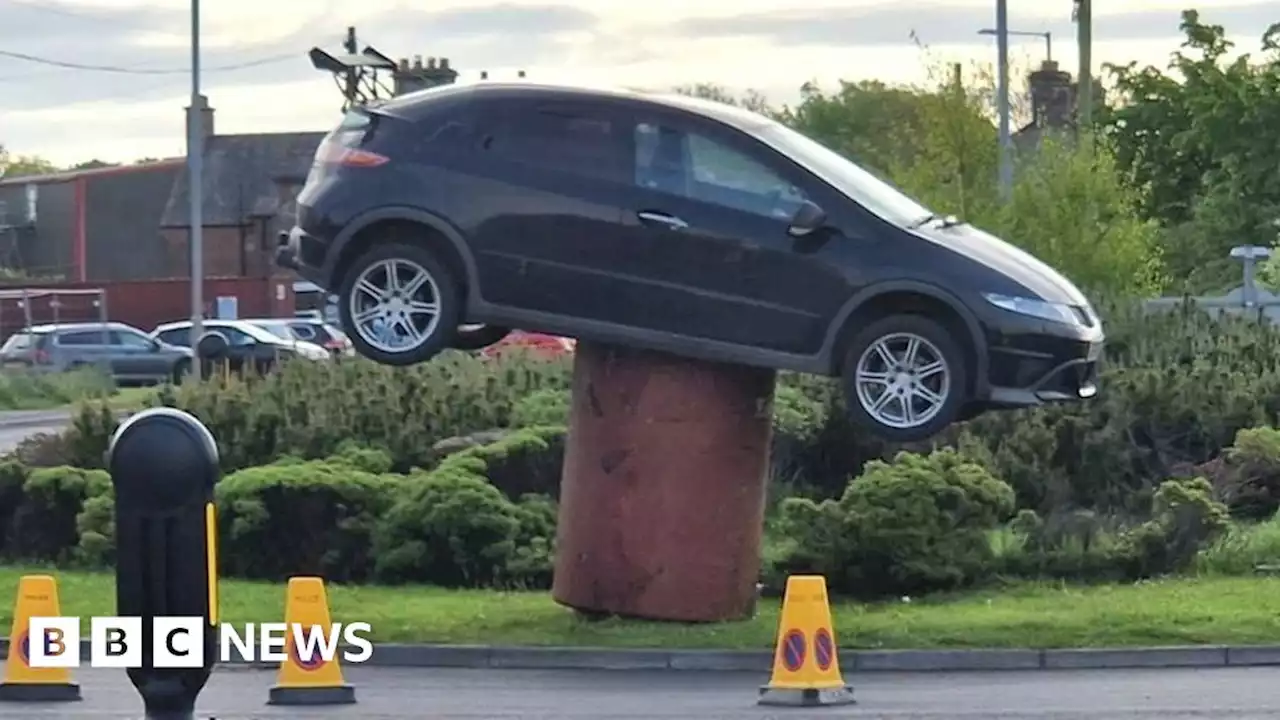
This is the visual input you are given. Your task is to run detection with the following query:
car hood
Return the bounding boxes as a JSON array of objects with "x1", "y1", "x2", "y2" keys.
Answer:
[{"x1": 917, "y1": 222, "x2": 1089, "y2": 306}]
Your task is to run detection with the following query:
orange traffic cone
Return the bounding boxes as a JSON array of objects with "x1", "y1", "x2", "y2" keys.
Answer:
[
  {"x1": 758, "y1": 575, "x2": 855, "y2": 707},
  {"x1": 0, "y1": 575, "x2": 81, "y2": 702},
  {"x1": 267, "y1": 576, "x2": 355, "y2": 705}
]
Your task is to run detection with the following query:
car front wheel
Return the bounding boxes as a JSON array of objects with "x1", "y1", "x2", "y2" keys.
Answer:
[
  {"x1": 839, "y1": 314, "x2": 967, "y2": 443},
  {"x1": 337, "y1": 242, "x2": 461, "y2": 366}
]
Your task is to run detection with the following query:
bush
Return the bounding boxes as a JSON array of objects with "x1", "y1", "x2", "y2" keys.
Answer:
[
  {"x1": 372, "y1": 464, "x2": 524, "y2": 587},
  {"x1": 5, "y1": 466, "x2": 110, "y2": 563},
  {"x1": 0, "y1": 366, "x2": 116, "y2": 411},
  {"x1": 443, "y1": 425, "x2": 566, "y2": 499},
  {"x1": 1119, "y1": 476, "x2": 1230, "y2": 578},
  {"x1": 62, "y1": 351, "x2": 571, "y2": 474},
  {"x1": 215, "y1": 459, "x2": 402, "y2": 583},
  {"x1": 1207, "y1": 426, "x2": 1280, "y2": 520},
  {"x1": 773, "y1": 448, "x2": 1015, "y2": 599}
]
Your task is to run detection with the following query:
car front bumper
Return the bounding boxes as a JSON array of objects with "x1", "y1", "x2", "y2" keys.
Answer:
[{"x1": 973, "y1": 305, "x2": 1104, "y2": 409}]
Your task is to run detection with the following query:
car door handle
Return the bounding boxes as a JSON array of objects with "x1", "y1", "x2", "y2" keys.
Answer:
[{"x1": 637, "y1": 211, "x2": 688, "y2": 230}]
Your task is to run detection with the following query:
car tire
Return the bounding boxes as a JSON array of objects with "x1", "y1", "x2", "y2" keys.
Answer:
[
  {"x1": 337, "y1": 242, "x2": 461, "y2": 366},
  {"x1": 452, "y1": 324, "x2": 511, "y2": 351},
  {"x1": 171, "y1": 359, "x2": 192, "y2": 385},
  {"x1": 839, "y1": 314, "x2": 968, "y2": 443}
]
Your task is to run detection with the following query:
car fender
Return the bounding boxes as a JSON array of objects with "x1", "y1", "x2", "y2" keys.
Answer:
[
  {"x1": 325, "y1": 205, "x2": 482, "y2": 305},
  {"x1": 820, "y1": 279, "x2": 990, "y2": 395}
]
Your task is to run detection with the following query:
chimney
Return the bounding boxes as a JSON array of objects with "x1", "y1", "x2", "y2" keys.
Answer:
[
  {"x1": 184, "y1": 94, "x2": 215, "y2": 141},
  {"x1": 392, "y1": 55, "x2": 460, "y2": 95},
  {"x1": 1027, "y1": 60, "x2": 1074, "y2": 129}
]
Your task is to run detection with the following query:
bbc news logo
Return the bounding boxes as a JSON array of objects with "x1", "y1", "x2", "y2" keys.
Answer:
[{"x1": 19, "y1": 617, "x2": 373, "y2": 668}]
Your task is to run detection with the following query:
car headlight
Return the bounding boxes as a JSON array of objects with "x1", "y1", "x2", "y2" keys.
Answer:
[{"x1": 982, "y1": 293, "x2": 1082, "y2": 325}]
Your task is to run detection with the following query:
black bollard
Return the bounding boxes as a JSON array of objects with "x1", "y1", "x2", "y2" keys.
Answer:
[{"x1": 107, "y1": 408, "x2": 220, "y2": 720}]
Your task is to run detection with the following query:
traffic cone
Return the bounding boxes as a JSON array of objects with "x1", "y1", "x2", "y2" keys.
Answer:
[
  {"x1": 758, "y1": 575, "x2": 855, "y2": 707},
  {"x1": 0, "y1": 575, "x2": 81, "y2": 702},
  {"x1": 267, "y1": 576, "x2": 355, "y2": 705}
]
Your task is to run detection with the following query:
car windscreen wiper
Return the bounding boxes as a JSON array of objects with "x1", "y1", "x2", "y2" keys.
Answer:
[{"x1": 910, "y1": 213, "x2": 963, "y2": 229}]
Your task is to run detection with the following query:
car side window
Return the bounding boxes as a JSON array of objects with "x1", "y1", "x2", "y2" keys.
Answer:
[
  {"x1": 633, "y1": 122, "x2": 809, "y2": 220},
  {"x1": 57, "y1": 330, "x2": 108, "y2": 346},
  {"x1": 156, "y1": 329, "x2": 190, "y2": 347},
  {"x1": 218, "y1": 328, "x2": 257, "y2": 346},
  {"x1": 482, "y1": 108, "x2": 626, "y2": 182},
  {"x1": 111, "y1": 330, "x2": 153, "y2": 349}
]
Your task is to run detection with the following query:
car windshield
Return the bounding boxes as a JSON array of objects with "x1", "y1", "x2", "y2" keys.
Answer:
[
  {"x1": 251, "y1": 322, "x2": 294, "y2": 341},
  {"x1": 756, "y1": 121, "x2": 935, "y2": 228}
]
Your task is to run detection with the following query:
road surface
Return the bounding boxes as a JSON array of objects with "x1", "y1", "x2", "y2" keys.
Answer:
[
  {"x1": 6, "y1": 665, "x2": 1280, "y2": 718},
  {"x1": 0, "y1": 410, "x2": 75, "y2": 454}
]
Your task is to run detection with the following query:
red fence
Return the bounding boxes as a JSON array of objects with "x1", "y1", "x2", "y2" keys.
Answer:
[{"x1": 0, "y1": 276, "x2": 295, "y2": 338}]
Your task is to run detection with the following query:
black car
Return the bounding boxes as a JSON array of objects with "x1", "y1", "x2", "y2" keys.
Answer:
[{"x1": 277, "y1": 81, "x2": 1103, "y2": 441}]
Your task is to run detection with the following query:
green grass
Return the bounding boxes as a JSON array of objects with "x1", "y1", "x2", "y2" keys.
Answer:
[{"x1": 5, "y1": 565, "x2": 1280, "y2": 649}]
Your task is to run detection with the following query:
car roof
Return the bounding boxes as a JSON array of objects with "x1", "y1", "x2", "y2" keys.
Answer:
[
  {"x1": 153, "y1": 319, "x2": 278, "y2": 338},
  {"x1": 373, "y1": 80, "x2": 776, "y2": 134},
  {"x1": 25, "y1": 322, "x2": 135, "y2": 333}
]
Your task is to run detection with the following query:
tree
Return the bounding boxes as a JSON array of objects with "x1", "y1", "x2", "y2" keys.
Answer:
[
  {"x1": 1102, "y1": 10, "x2": 1280, "y2": 292},
  {"x1": 0, "y1": 144, "x2": 59, "y2": 179},
  {"x1": 678, "y1": 60, "x2": 1166, "y2": 298}
]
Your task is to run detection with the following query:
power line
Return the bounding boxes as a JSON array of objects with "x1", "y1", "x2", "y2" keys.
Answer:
[{"x1": 0, "y1": 48, "x2": 299, "y2": 75}]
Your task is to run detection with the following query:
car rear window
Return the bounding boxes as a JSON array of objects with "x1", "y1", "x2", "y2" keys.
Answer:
[{"x1": 1, "y1": 332, "x2": 32, "y2": 352}]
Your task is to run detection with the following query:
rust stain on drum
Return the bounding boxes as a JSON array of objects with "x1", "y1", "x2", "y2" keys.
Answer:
[{"x1": 551, "y1": 340, "x2": 776, "y2": 622}]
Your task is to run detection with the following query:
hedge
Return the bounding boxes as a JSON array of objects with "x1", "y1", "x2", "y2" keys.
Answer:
[{"x1": 6, "y1": 297, "x2": 1280, "y2": 599}]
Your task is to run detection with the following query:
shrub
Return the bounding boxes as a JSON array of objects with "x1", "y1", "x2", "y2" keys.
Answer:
[
  {"x1": 64, "y1": 351, "x2": 571, "y2": 474},
  {"x1": 215, "y1": 459, "x2": 402, "y2": 583},
  {"x1": 511, "y1": 388, "x2": 569, "y2": 427},
  {"x1": 0, "y1": 460, "x2": 28, "y2": 557},
  {"x1": 372, "y1": 464, "x2": 524, "y2": 587},
  {"x1": 5, "y1": 466, "x2": 110, "y2": 563},
  {"x1": 1209, "y1": 426, "x2": 1280, "y2": 520},
  {"x1": 444, "y1": 425, "x2": 566, "y2": 499},
  {"x1": 773, "y1": 448, "x2": 1015, "y2": 598},
  {"x1": 1119, "y1": 476, "x2": 1230, "y2": 578},
  {"x1": 0, "y1": 366, "x2": 116, "y2": 411}
]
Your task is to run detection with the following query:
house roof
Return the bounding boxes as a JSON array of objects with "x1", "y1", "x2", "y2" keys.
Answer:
[{"x1": 160, "y1": 131, "x2": 325, "y2": 228}]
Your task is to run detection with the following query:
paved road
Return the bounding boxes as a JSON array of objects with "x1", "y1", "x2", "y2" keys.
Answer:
[
  {"x1": 6, "y1": 665, "x2": 1280, "y2": 718},
  {"x1": 0, "y1": 410, "x2": 75, "y2": 454}
]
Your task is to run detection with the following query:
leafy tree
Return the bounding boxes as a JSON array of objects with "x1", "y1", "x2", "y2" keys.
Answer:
[
  {"x1": 1102, "y1": 10, "x2": 1280, "y2": 291},
  {"x1": 0, "y1": 144, "x2": 59, "y2": 178}
]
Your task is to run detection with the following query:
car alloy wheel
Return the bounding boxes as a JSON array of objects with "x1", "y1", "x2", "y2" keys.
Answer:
[
  {"x1": 853, "y1": 332, "x2": 952, "y2": 430},
  {"x1": 347, "y1": 258, "x2": 443, "y2": 354}
]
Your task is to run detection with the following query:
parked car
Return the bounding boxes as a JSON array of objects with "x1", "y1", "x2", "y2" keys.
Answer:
[
  {"x1": 276, "y1": 81, "x2": 1103, "y2": 442},
  {"x1": 0, "y1": 321, "x2": 193, "y2": 385},
  {"x1": 279, "y1": 318, "x2": 354, "y2": 357},
  {"x1": 241, "y1": 318, "x2": 343, "y2": 358},
  {"x1": 480, "y1": 330, "x2": 574, "y2": 360},
  {"x1": 150, "y1": 320, "x2": 330, "y2": 375}
]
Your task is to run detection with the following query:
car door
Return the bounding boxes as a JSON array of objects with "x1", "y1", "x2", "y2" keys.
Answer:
[
  {"x1": 461, "y1": 99, "x2": 630, "y2": 319},
  {"x1": 54, "y1": 328, "x2": 114, "y2": 374},
  {"x1": 612, "y1": 112, "x2": 850, "y2": 355},
  {"x1": 110, "y1": 328, "x2": 167, "y2": 380}
]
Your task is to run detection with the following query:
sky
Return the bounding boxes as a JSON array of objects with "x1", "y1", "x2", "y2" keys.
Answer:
[{"x1": 0, "y1": 0, "x2": 1275, "y2": 166}]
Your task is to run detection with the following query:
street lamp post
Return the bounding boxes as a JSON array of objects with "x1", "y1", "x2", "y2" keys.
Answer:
[
  {"x1": 187, "y1": 0, "x2": 204, "y2": 379},
  {"x1": 994, "y1": 0, "x2": 1012, "y2": 202},
  {"x1": 978, "y1": 19, "x2": 1054, "y2": 204}
]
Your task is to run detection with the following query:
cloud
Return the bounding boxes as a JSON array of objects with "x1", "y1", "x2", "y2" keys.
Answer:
[
  {"x1": 0, "y1": 2, "x2": 600, "y2": 111},
  {"x1": 669, "y1": 2, "x2": 1276, "y2": 48}
]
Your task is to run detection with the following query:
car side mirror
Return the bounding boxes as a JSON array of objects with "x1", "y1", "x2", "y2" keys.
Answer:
[{"x1": 788, "y1": 200, "x2": 827, "y2": 237}]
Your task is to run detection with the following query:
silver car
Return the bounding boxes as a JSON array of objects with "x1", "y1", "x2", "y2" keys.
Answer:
[{"x1": 0, "y1": 322, "x2": 194, "y2": 385}]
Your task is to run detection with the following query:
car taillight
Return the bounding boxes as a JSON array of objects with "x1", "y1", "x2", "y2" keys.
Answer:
[{"x1": 316, "y1": 140, "x2": 388, "y2": 168}]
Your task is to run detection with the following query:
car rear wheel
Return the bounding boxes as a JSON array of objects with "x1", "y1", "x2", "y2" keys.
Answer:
[
  {"x1": 452, "y1": 324, "x2": 511, "y2": 351},
  {"x1": 839, "y1": 314, "x2": 967, "y2": 443},
  {"x1": 337, "y1": 242, "x2": 461, "y2": 366}
]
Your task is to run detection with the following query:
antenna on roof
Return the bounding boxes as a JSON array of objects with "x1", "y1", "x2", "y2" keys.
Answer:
[{"x1": 309, "y1": 26, "x2": 396, "y2": 112}]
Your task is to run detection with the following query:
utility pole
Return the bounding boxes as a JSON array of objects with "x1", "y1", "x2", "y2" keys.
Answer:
[
  {"x1": 343, "y1": 27, "x2": 358, "y2": 108},
  {"x1": 187, "y1": 0, "x2": 203, "y2": 380},
  {"x1": 1075, "y1": 0, "x2": 1092, "y2": 127},
  {"x1": 995, "y1": 0, "x2": 1012, "y2": 202}
]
